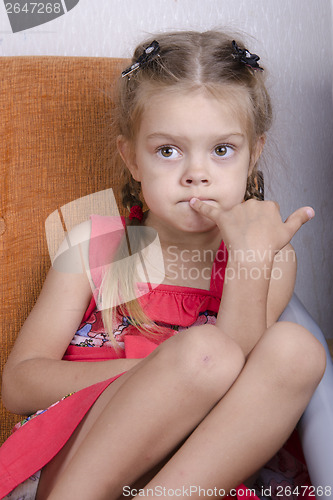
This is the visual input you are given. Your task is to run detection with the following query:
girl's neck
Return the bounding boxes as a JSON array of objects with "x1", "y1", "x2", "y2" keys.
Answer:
[
  {"x1": 144, "y1": 210, "x2": 221, "y2": 252},
  {"x1": 142, "y1": 210, "x2": 221, "y2": 290}
]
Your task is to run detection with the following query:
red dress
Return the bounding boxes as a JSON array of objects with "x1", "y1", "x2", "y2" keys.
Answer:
[{"x1": 0, "y1": 215, "x2": 312, "y2": 499}]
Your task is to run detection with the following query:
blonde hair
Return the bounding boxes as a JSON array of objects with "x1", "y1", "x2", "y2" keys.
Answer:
[{"x1": 101, "y1": 30, "x2": 273, "y2": 346}]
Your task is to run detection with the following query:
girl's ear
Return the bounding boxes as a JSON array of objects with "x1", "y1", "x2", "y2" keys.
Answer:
[
  {"x1": 117, "y1": 135, "x2": 141, "y2": 182},
  {"x1": 248, "y1": 135, "x2": 266, "y2": 175}
]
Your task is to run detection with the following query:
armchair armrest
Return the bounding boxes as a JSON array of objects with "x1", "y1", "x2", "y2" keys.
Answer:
[{"x1": 279, "y1": 294, "x2": 333, "y2": 494}]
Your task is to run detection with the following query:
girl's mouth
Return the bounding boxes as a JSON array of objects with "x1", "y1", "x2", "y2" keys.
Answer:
[{"x1": 179, "y1": 198, "x2": 217, "y2": 205}]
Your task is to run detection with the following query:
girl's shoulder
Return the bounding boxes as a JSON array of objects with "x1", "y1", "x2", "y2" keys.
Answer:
[
  {"x1": 52, "y1": 215, "x2": 126, "y2": 291},
  {"x1": 89, "y1": 214, "x2": 126, "y2": 238},
  {"x1": 52, "y1": 215, "x2": 125, "y2": 267},
  {"x1": 52, "y1": 219, "x2": 92, "y2": 276},
  {"x1": 86, "y1": 215, "x2": 126, "y2": 291}
]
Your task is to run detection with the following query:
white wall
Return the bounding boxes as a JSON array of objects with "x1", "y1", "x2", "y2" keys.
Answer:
[{"x1": 1, "y1": 0, "x2": 332, "y2": 338}]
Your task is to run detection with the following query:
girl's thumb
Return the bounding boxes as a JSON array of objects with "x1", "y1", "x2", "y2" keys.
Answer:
[{"x1": 284, "y1": 206, "x2": 315, "y2": 238}]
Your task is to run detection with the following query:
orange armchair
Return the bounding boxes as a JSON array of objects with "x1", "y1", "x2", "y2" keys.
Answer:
[{"x1": 0, "y1": 56, "x2": 126, "y2": 444}]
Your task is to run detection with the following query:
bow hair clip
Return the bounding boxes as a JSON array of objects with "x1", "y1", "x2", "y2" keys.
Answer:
[
  {"x1": 232, "y1": 40, "x2": 263, "y2": 71},
  {"x1": 122, "y1": 40, "x2": 160, "y2": 78}
]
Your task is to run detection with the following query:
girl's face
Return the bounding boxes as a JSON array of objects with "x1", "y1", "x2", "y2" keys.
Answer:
[{"x1": 119, "y1": 89, "x2": 263, "y2": 235}]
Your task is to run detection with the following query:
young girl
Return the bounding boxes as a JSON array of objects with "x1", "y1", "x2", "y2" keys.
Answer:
[{"x1": 0, "y1": 30, "x2": 326, "y2": 500}]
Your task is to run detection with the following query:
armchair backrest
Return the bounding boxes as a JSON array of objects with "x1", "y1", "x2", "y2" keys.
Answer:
[{"x1": 0, "y1": 56, "x2": 126, "y2": 444}]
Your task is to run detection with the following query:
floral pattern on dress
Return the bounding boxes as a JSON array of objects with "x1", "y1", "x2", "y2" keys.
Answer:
[
  {"x1": 253, "y1": 447, "x2": 312, "y2": 499},
  {"x1": 3, "y1": 470, "x2": 41, "y2": 499},
  {"x1": 13, "y1": 392, "x2": 75, "y2": 432},
  {"x1": 179, "y1": 310, "x2": 217, "y2": 329},
  {"x1": 70, "y1": 310, "x2": 115, "y2": 348},
  {"x1": 70, "y1": 309, "x2": 217, "y2": 348}
]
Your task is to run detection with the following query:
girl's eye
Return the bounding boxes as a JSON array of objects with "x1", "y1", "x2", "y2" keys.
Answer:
[
  {"x1": 157, "y1": 146, "x2": 180, "y2": 159},
  {"x1": 214, "y1": 145, "x2": 233, "y2": 158}
]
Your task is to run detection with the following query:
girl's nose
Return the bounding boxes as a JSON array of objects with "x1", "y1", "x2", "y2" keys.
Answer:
[{"x1": 180, "y1": 162, "x2": 210, "y2": 186}]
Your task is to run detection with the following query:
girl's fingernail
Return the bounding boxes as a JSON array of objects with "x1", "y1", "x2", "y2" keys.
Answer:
[
  {"x1": 189, "y1": 197, "x2": 198, "y2": 206},
  {"x1": 306, "y1": 208, "x2": 315, "y2": 220}
]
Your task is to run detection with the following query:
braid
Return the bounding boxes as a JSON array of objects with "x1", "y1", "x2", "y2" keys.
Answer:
[
  {"x1": 121, "y1": 176, "x2": 143, "y2": 210},
  {"x1": 121, "y1": 173, "x2": 145, "y2": 225},
  {"x1": 245, "y1": 169, "x2": 264, "y2": 201}
]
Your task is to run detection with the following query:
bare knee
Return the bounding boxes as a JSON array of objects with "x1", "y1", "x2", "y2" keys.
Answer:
[
  {"x1": 156, "y1": 325, "x2": 245, "y2": 398},
  {"x1": 184, "y1": 325, "x2": 245, "y2": 381},
  {"x1": 261, "y1": 321, "x2": 326, "y2": 392}
]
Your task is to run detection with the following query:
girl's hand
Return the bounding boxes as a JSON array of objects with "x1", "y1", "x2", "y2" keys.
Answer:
[{"x1": 189, "y1": 198, "x2": 314, "y2": 264}]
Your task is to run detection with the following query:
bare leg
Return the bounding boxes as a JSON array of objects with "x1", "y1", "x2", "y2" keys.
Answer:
[
  {"x1": 142, "y1": 322, "x2": 326, "y2": 498},
  {"x1": 37, "y1": 325, "x2": 245, "y2": 499},
  {"x1": 38, "y1": 322, "x2": 325, "y2": 500}
]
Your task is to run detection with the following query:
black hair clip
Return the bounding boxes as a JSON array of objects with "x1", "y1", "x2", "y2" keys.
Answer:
[
  {"x1": 232, "y1": 40, "x2": 263, "y2": 71},
  {"x1": 121, "y1": 40, "x2": 160, "y2": 79}
]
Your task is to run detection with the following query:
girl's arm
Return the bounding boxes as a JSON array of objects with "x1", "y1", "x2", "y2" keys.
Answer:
[
  {"x1": 2, "y1": 230, "x2": 142, "y2": 416},
  {"x1": 266, "y1": 243, "x2": 297, "y2": 327},
  {"x1": 190, "y1": 198, "x2": 312, "y2": 356},
  {"x1": 216, "y1": 249, "x2": 271, "y2": 356},
  {"x1": 216, "y1": 243, "x2": 297, "y2": 356}
]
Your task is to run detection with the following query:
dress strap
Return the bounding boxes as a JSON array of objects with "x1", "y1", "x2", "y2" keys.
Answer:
[
  {"x1": 210, "y1": 240, "x2": 228, "y2": 296},
  {"x1": 89, "y1": 215, "x2": 126, "y2": 291}
]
